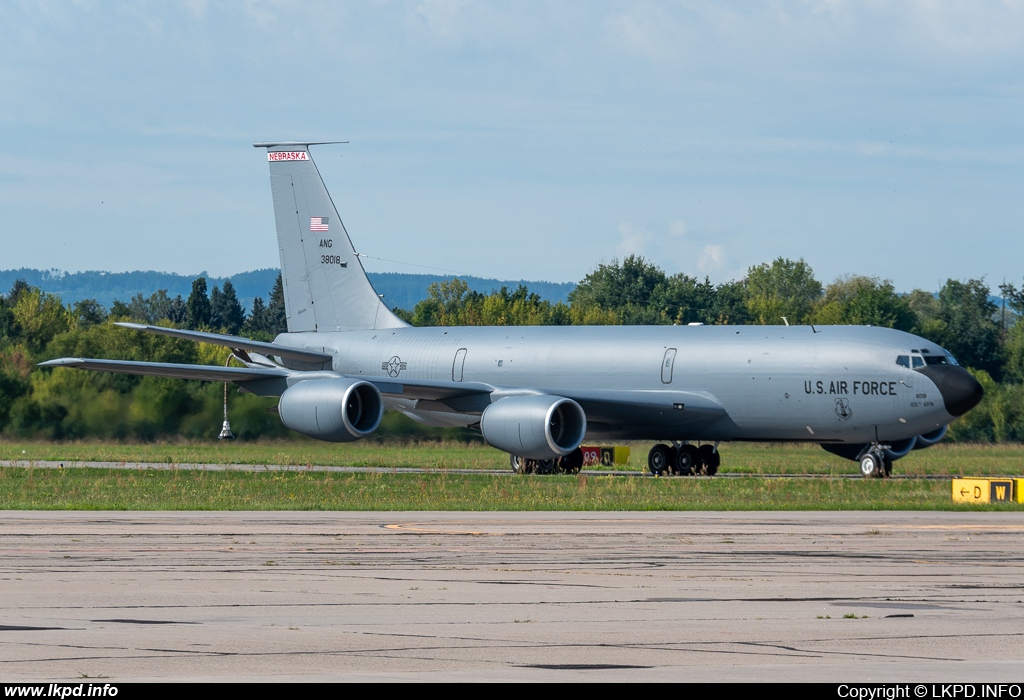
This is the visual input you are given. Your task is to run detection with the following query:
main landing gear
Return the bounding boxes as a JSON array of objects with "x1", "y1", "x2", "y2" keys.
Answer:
[
  {"x1": 858, "y1": 446, "x2": 893, "y2": 479},
  {"x1": 510, "y1": 448, "x2": 584, "y2": 475},
  {"x1": 647, "y1": 442, "x2": 720, "y2": 476}
]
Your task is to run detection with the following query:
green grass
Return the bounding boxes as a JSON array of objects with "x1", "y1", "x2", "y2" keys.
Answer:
[
  {"x1": 2, "y1": 439, "x2": 1023, "y2": 477},
  {"x1": 0, "y1": 439, "x2": 509, "y2": 471},
  {"x1": 1, "y1": 439, "x2": 1021, "y2": 511},
  {"x1": 0, "y1": 465, "x2": 1020, "y2": 511}
]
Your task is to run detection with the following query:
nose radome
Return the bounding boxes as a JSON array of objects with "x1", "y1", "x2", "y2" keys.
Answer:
[{"x1": 919, "y1": 365, "x2": 984, "y2": 417}]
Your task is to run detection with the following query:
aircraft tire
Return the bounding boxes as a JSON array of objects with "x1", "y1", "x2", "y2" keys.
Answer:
[
  {"x1": 859, "y1": 452, "x2": 881, "y2": 478},
  {"x1": 534, "y1": 459, "x2": 555, "y2": 475},
  {"x1": 882, "y1": 454, "x2": 893, "y2": 478},
  {"x1": 674, "y1": 445, "x2": 698, "y2": 476},
  {"x1": 558, "y1": 448, "x2": 583, "y2": 474},
  {"x1": 510, "y1": 454, "x2": 533, "y2": 474},
  {"x1": 698, "y1": 444, "x2": 720, "y2": 476},
  {"x1": 648, "y1": 444, "x2": 671, "y2": 476}
]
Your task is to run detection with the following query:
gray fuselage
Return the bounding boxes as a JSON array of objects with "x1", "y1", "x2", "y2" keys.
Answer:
[{"x1": 274, "y1": 323, "x2": 957, "y2": 445}]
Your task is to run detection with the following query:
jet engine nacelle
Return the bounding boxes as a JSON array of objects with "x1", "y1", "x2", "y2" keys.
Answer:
[
  {"x1": 480, "y1": 394, "x2": 587, "y2": 460},
  {"x1": 278, "y1": 378, "x2": 383, "y2": 442}
]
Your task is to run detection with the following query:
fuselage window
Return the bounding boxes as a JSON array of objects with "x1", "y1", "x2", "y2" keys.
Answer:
[{"x1": 896, "y1": 355, "x2": 910, "y2": 368}]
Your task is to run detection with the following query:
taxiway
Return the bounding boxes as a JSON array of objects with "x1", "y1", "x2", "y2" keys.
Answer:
[{"x1": 1, "y1": 511, "x2": 1021, "y2": 681}]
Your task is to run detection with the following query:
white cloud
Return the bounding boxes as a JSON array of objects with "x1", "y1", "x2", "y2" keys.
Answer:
[
  {"x1": 698, "y1": 244, "x2": 726, "y2": 273},
  {"x1": 615, "y1": 223, "x2": 652, "y2": 258}
]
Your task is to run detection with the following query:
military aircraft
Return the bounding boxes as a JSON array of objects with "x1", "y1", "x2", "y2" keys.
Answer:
[{"x1": 41, "y1": 141, "x2": 984, "y2": 478}]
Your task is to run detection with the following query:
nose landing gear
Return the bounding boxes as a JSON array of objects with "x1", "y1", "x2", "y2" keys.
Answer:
[{"x1": 858, "y1": 446, "x2": 893, "y2": 478}]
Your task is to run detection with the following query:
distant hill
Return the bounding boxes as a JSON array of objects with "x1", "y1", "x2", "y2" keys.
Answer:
[{"x1": 0, "y1": 268, "x2": 575, "y2": 314}]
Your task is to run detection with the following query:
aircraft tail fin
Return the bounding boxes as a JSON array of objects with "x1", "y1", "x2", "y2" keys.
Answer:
[{"x1": 254, "y1": 141, "x2": 408, "y2": 332}]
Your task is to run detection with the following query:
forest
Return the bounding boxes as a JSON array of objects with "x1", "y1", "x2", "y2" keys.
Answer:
[{"x1": 2, "y1": 256, "x2": 1022, "y2": 443}]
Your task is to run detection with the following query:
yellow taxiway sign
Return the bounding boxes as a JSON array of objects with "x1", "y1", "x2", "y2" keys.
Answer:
[{"x1": 952, "y1": 478, "x2": 1016, "y2": 504}]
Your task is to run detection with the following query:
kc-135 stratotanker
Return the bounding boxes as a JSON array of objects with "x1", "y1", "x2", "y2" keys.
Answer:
[{"x1": 42, "y1": 142, "x2": 984, "y2": 478}]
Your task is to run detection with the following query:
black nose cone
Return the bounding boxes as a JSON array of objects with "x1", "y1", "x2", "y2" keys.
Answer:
[{"x1": 919, "y1": 365, "x2": 984, "y2": 417}]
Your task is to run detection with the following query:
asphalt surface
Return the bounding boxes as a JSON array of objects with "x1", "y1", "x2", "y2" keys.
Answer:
[{"x1": 1, "y1": 511, "x2": 1022, "y2": 682}]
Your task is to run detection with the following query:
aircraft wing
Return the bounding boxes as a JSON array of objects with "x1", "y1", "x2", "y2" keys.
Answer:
[
  {"x1": 41, "y1": 353, "x2": 728, "y2": 433},
  {"x1": 558, "y1": 387, "x2": 728, "y2": 437},
  {"x1": 360, "y1": 376, "x2": 496, "y2": 413},
  {"x1": 565, "y1": 384, "x2": 724, "y2": 417},
  {"x1": 39, "y1": 358, "x2": 290, "y2": 383},
  {"x1": 38, "y1": 358, "x2": 498, "y2": 405},
  {"x1": 114, "y1": 323, "x2": 332, "y2": 364},
  {"x1": 356, "y1": 379, "x2": 728, "y2": 430}
]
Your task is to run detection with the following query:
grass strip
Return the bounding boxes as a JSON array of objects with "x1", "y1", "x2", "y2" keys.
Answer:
[
  {"x1": 1, "y1": 467, "x2": 1019, "y2": 511},
  {"x1": 3, "y1": 440, "x2": 1024, "y2": 477}
]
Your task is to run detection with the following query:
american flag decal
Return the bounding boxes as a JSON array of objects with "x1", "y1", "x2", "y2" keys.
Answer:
[{"x1": 310, "y1": 217, "x2": 329, "y2": 232}]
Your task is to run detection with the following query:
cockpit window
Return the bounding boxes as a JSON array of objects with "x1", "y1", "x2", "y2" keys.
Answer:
[
  {"x1": 947, "y1": 354, "x2": 959, "y2": 366},
  {"x1": 924, "y1": 355, "x2": 949, "y2": 366},
  {"x1": 912, "y1": 356, "x2": 924, "y2": 369},
  {"x1": 896, "y1": 355, "x2": 910, "y2": 368}
]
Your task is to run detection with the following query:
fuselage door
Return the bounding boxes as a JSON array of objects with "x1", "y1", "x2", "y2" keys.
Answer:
[
  {"x1": 453, "y1": 348, "x2": 467, "y2": 382},
  {"x1": 661, "y1": 348, "x2": 677, "y2": 384}
]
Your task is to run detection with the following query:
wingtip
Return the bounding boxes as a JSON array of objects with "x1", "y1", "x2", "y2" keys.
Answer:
[{"x1": 38, "y1": 358, "x2": 84, "y2": 367}]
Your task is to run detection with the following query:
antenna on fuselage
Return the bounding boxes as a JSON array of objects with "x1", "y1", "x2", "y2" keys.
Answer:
[{"x1": 781, "y1": 317, "x2": 790, "y2": 327}]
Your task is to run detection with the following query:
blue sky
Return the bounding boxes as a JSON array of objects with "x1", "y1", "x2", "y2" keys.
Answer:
[{"x1": 1, "y1": 1, "x2": 1021, "y2": 292}]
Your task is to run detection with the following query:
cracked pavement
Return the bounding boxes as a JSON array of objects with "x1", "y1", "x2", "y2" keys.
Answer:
[{"x1": 1, "y1": 511, "x2": 1022, "y2": 681}]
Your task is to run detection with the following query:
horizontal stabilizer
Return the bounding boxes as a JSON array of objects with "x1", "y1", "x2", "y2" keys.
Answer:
[
  {"x1": 114, "y1": 323, "x2": 332, "y2": 364},
  {"x1": 252, "y1": 141, "x2": 348, "y2": 148},
  {"x1": 39, "y1": 358, "x2": 289, "y2": 383}
]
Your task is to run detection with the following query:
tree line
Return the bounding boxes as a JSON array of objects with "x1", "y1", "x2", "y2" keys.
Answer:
[{"x1": 1, "y1": 257, "x2": 1022, "y2": 442}]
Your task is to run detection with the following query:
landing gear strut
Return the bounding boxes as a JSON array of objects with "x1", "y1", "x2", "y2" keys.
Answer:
[{"x1": 858, "y1": 446, "x2": 892, "y2": 479}]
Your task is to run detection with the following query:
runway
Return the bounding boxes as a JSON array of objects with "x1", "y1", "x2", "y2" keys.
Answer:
[
  {"x1": 3, "y1": 459, "x2": 952, "y2": 478},
  {"x1": 1, "y1": 511, "x2": 1022, "y2": 682}
]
